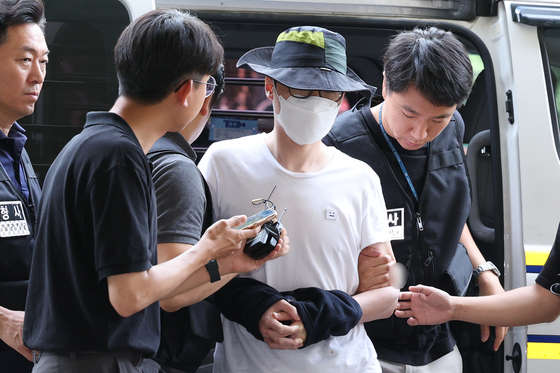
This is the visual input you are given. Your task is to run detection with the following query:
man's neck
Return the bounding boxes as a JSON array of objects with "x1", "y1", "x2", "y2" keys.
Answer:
[
  {"x1": 264, "y1": 126, "x2": 334, "y2": 173},
  {"x1": 0, "y1": 116, "x2": 14, "y2": 137},
  {"x1": 110, "y1": 96, "x2": 170, "y2": 154}
]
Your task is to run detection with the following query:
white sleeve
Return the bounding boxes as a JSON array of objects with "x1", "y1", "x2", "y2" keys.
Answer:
[
  {"x1": 360, "y1": 169, "x2": 391, "y2": 249},
  {"x1": 197, "y1": 144, "x2": 221, "y2": 221}
]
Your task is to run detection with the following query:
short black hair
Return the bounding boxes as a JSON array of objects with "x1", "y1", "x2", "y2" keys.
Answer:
[
  {"x1": 114, "y1": 9, "x2": 224, "y2": 105},
  {"x1": 209, "y1": 64, "x2": 225, "y2": 109},
  {"x1": 383, "y1": 27, "x2": 473, "y2": 107},
  {"x1": 0, "y1": 0, "x2": 46, "y2": 45}
]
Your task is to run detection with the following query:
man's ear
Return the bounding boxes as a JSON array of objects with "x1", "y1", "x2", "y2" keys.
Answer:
[
  {"x1": 199, "y1": 95, "x2": 212, "y2": 117},
  {"x1": 176, "y1": 79, "x2": 194, "y2": 107},
  {"x1": 265, "y1": 76, "x2": 274, "y2": 99}
]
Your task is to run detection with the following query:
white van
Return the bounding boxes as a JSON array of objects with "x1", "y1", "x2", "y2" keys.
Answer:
[{"x1": 27, "y1": 1, "x2": 560, "y2": 372}]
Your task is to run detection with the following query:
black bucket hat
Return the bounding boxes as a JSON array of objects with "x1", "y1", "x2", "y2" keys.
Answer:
[{"x1": 237, "y1": 26, "x2": 376, "y2": 99}]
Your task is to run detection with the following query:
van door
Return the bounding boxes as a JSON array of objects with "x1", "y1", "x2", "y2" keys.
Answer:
[{"x1": 506, "y1": 3, "x2": 560, "y2": 372}]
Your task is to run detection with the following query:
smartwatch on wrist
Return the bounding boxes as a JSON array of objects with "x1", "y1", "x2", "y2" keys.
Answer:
[
  {"x1": 206, "y1": 259, "x2": 220, "y2": 283},
  {"x1": 473, "y1": 261, "x2": 500, "y2": 285}
]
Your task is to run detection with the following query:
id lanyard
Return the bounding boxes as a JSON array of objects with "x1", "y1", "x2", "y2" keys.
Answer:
[{"x1": 378, "y1": 103, "x2": 427, "y2": 203}]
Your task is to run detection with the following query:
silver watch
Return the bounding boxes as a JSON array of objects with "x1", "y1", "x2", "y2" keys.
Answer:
[{"x1": 473, "y1": 261, "x2": 501, "y2": 284}]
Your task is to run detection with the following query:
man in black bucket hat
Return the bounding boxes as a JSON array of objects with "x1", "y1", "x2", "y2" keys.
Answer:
[
  {"x1": 237, "y1": 26, "x2": 374, "y2": 98},
  {"x1": 198, "y1": 26, "x2": 400, "y2": 372}
]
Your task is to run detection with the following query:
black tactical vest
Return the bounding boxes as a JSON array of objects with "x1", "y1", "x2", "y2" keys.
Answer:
[
  {"x1": 325, "y1": 101, "x2": 472, "y2": 339},
  {"x1": 0, "y1": 148, "x2": 41, "y2": 349}
]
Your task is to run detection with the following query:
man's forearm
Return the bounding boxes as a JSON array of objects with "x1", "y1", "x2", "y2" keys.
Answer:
[
  {"x1": 354, "y1": 286, "x2": 399, "y2": 323},
  {"x1": 160, "y1": 273, "x2": 237, "y2": 312},
  {"x1": 107, "y1": 243, "x2": 226, "y2": 317},
  {"x1": 452, "y1": 283, "x2": 560, "y2": 326},
  {"x1": 0, "y1": 305, "x2": 15, "y2": 342},
  {"x1": 0, "y1": 306, "x2": 32, "y2": 361}
]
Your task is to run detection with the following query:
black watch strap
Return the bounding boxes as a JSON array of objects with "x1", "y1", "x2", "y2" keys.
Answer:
[{"x1": 206, "y1": 259, "x2": 220, "y2": 283}]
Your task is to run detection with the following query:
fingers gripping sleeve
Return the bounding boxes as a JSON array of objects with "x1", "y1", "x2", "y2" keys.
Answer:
[
  {"x1": 213, "y1": 277, "x2": 284, "y2": 341},
  {"x1": 213, "y1": 278, "x2": 363, "y2": 347},
  {"x1": 284, "y1": 288, "x2": 363, "y2": 348}
]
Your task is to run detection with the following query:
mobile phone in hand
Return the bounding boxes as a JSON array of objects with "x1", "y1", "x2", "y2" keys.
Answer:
[{"x1": 233, "y1": 209, "x2": 277, "y2": 230}]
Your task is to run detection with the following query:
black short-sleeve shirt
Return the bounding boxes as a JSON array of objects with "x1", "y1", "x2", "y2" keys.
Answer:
[
  {"x1": 23, "y1": 112, "x2": 159, "y2": 355},
  {"x1": 536, "y1": 223, "x2": 560, "y2": 292}
]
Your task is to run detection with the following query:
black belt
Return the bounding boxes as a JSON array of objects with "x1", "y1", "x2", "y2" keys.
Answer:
[{"x1": 34, "y1": 350, "x2": 144, "y2": 366}]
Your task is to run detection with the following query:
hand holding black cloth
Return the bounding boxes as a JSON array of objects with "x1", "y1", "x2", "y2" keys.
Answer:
[{"x1": 214, "y1": 277, "x2": 362, "y2": 348}]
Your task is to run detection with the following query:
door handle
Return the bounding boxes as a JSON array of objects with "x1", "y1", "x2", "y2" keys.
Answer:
[{"x1": 505, "y1": 342, "x2": 522, "y2": 373}]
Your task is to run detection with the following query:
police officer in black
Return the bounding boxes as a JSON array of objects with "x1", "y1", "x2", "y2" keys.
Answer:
[
  {"x1": 0, "y1": 1, "x2": 47, "y2": 372},
  {"x1": 22, "y1": 9, "x2": 275, "y2": 373},
  {"x1": 325, "y1": 27, "x2": 507, "y2": 372}
]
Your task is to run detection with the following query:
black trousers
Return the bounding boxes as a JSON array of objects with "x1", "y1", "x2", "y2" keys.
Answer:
[
  {"x1": 0, "y1": 348, "x2": 33, "y2": 373},
  {"x1": 32, "y1": 350, "x2": 144, "y2": 373},
  {"x1": 141, "y1": 359, "x2": 195, "y2": 373}
]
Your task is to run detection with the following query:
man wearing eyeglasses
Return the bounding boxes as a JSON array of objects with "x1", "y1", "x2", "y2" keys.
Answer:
[
  {"x1": 143, "y1": 66, "x2": 288, "y2": 373},
  {"x1": 23, "y1": 10, "x2": 278, "y2": 373},
  {"x1": 198, "y1": 26, "x2": 399, "y2": 373},
  {"x1": 174, "y1": 75, "x2": 217, "y2": 96}
]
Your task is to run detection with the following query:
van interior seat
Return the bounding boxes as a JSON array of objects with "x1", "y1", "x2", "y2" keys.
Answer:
[
  {"x1": 461, "y1": 71, "x2": 491, "y2": 142},
  {"x1": 459, "y1": 71, "x2": 495, "y2": 243}
]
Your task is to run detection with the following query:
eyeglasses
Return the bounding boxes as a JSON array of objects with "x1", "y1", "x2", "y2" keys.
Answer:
[
  {"x1": 288, "y1": 87, "x2": 344, "y2": 102},
  {"x1": 174, "y1": 75, "x2": 217, "y2": 97}
]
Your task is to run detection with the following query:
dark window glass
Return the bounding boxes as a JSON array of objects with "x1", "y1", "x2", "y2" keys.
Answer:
[
  {"x1": 18, "y1": 0, "x2": 130, "y2": 185},
  {"x1": 543, "y1": 29, "x2": 560, "y2": 126}
]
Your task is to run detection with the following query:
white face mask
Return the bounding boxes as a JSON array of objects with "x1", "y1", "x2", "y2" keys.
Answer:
[{"x1": 274, "y1": 86, "x2": 340, "y2": 145}]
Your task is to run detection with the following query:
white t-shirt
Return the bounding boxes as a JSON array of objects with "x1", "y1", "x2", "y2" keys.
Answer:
[{"x1": 199, "y1": 134, "x2": 390, "y2": 373}]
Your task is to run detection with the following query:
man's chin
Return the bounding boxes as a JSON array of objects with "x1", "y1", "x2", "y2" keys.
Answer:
[
  {"x1": 401, "y1": 140, "x2": 425, "y2": 151},
  {"x1": 25, "y1": 101, "x2": 37, "y2": 112},
  {"x1": 17, "y1": 106, "x2": 35, "y2": 120}
]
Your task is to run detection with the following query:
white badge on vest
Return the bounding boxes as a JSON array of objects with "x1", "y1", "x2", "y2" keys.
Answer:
[
  {"x1": 0, "y1": 201, "x2": 30, "y2": 238},
  {"x1": 387, "y1": 208, "x2": 404, "y2": 240}
]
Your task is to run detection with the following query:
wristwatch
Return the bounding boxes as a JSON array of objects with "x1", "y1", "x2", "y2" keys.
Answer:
[
  {"x1": 205, "y1": 259, "x2": 221, "y2": 283},
  {"x1": 473, "y1": 261, "x2": 500, "y2": 284}
]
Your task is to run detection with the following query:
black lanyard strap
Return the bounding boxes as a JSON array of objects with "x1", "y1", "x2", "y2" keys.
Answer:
[{"x1": 378, "y1": 103, "x2": 422, "y2": 203}]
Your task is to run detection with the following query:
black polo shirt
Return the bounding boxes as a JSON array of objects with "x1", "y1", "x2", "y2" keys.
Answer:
[{"x1": 23, "y1": 112, "x2": 159, "y2": 355}]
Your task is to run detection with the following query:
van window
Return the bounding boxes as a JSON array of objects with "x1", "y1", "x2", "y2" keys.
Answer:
[
  {"x1": 18, "y1": 0, "x2": 130, "y2": 185},
  {"x1": 216, "y1": 58, "x2": 268, "y2": 112},
  {"x1": 470, "y1": 54, "x2": 484, "y2": 86},
  {"x1": 542, "y1": 28, "x2": 560, "y2": 154}
]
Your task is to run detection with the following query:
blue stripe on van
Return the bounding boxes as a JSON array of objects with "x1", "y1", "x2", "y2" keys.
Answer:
[
  {"x1": 528, "y1": 335, "x2": 560, "y2": 343},
  {"x1": 526, "y1": 265, "x2": 543, "y2": 273}
]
